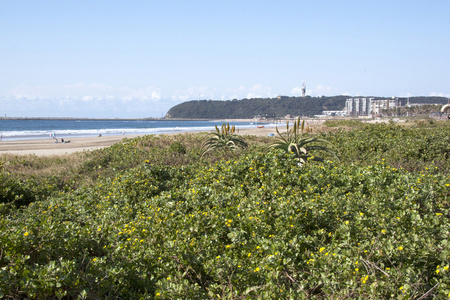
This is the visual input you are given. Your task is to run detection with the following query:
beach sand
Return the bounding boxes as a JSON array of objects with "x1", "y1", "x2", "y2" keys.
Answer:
[{"x1": 0, "y1": 127, "x2": 278, "y2": 156}]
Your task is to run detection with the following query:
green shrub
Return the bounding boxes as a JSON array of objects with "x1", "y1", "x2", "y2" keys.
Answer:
[
  {"x1": 323, "y1": 119, "x2": 363, "y2": 127},
  {"x1": 1, "y1": 124, "x2": 449, "y2": 298},
  {"x1": 168, "y1": 141, "x2": 187, "y2": 155}
]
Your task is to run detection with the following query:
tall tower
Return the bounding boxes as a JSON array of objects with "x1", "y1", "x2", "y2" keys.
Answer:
[{"x1": 301, "y1": 81, "x2": 306, "y2": 97}]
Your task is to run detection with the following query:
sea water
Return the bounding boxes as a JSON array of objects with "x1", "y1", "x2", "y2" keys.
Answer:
[{"x1": 0, "y1": 119, "x2": 267, "y2": 141}]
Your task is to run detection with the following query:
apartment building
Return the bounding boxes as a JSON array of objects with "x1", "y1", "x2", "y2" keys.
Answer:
[{"x1": 345, "y1": 97, "x2": 404, "y2": 116}]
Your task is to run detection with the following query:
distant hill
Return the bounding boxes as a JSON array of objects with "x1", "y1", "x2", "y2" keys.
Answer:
[{"x1": 165, "y1": 96, "x2": 448, "y2": 119}]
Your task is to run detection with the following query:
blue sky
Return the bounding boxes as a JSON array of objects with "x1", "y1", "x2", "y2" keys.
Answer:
[{"x1": 1, "y1": 0, "x2": 449, "y2": 118}]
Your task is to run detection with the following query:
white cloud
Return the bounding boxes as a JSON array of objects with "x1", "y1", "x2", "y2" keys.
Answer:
[
  {"x1": 1, "y1": 83, "x2": 166, "y2": 117},
  {"x1": 171, "y1": 86, "x2": 216, "y2": 102},
  {"x1": 4, "y1": 83, "x2": 162, "y2": 103},
  {"x1": 429, "y1": 92, "x2": 450, "y2": 98},
  {"x1": 6, "y1": 84, "x2": 51, "y2": 100},
  {"x1": 291, "y1": 87, "x2": 303, "y2": 97},
  {"x1": 244, "y1": 84, "x2": 274, "y2": 99},
  {"x1": 81, "y1": 96, "x2": 94, "y2": 102},
  {"x1": 170, "y1": 84, "x2": 275, "y2": 102}
]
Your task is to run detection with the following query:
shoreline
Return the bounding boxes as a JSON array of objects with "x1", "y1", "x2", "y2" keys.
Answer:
[
  {"x1": 0, "y1": 117, "x2": 257, "y2": 122},
  {"x1": 0, "y1": 127, "x2": 278, "y2": 156},
  {"x1": 0, "y1": 119, "x2": 263, "y2": 142}
]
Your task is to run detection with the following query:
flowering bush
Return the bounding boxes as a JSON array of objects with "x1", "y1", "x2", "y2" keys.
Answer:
[{"x1": 0, "y1": 123, "x2": 449, "y2": 298}]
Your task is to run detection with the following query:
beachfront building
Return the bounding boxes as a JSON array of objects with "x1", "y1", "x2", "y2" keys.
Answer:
[
  {"x1": 344, "y1": 97, "x2": 407, "y2": 116},
  {"x1": 345, "y1": 98, "x2": 373, "y2": 116},
  {"x1": 370, "y1": 98, "x2": 400, "y2": 115}
]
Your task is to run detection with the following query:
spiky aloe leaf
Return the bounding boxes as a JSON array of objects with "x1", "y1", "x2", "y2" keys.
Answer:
[
  {"x1": 201, "y1": 123, "x2": 247, "y2": 158},
  {"x1": 267, "y1": 120, "x2": 340, "y2": 165}
]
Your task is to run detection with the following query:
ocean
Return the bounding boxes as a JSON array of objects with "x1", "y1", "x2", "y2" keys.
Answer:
[{"x1": 0, "y1": 119, "x2": 269, "y2": 141}]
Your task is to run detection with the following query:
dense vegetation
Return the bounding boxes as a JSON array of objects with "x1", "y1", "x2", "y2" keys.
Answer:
[
  {"x1": 1, "y1": 121, "x2": 449, "y2": 299},
  {"x1": 165, "y1": 96, "x2": 448, "y2": 119}
]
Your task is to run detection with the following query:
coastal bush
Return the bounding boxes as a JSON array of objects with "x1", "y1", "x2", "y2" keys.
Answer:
[
  {"x1": 1, "y1": 144, "x2": 449, "y2": 298},
  {"x1": 323, "y1": 119, "x2": 364, "y2": 128},
  {"x1": 324, "y1": 122, "x2": 450, "y2": 173},
  {"x1": 1, "y1": 123, "x2": 449, "y2": 298},
  {"x1": 0, "y1": 167, "x2": 60, "y2": 208},
  {"x1": 168, "y1": 141, "x2": 187, "y2": 155}
]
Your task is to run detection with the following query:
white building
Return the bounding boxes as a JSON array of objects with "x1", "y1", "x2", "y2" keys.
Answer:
[
  {"x1": 345, "y1": 98, "x2": 373, "y2": 116},
  {"x1": 344, "y1": 97, "x2": 403, "y2": 116},
  {"x1": 371, "y1": 98, "x2": 399, "y2": 115}
]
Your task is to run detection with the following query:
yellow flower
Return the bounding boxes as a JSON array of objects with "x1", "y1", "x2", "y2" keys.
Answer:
[
  {"x1": 381, "y1": 230, "x2": 386, "y2": 234},
  {"x1": 24, "y1": 232, "x2": 29, "y2": 237},
  {"x1": 254, "y1": 267, "x2": 260, "y2": 272},
  {"x1": 444, "y1": 266, "x2": 449, "y2": 270},
  {"x1": 319, "y1": 247, "x2": 325, "y2": 252},
  {"x1": 362, "y1": 275, "x2": 369, "y2": 283},
  {"x1": 398, "y1": 246, "x2": 403, "y2": 250}
]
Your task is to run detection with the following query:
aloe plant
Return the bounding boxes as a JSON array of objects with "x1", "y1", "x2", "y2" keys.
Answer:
[
  {"x1": 268, "y1": 117, "x2": 339, "y2": 165},
  {"x1": 201, "y1": 123, "x2": 247, "y2": 158}
]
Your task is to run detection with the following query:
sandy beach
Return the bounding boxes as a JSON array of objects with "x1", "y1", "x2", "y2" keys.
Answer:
[{"x1": 0, "y1": 127, "x2": 278, "y2": 156}]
